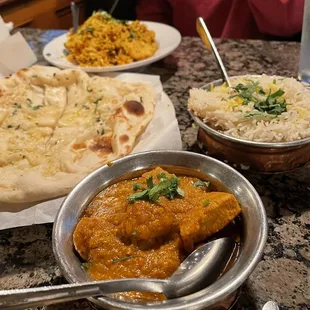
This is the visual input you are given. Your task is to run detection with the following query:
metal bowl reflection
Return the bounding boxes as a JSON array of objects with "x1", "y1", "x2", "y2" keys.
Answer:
[{"x1": 53, "y1": 150, "x2": 267, "y2": 310}]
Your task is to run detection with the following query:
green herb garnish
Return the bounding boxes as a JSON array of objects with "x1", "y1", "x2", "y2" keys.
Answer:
[
  {"x1": 253, "y1": 89, "x2": 287, "y2": 115},
  {"x1": 132, "y1": 231, "x2": 137, "y2": 236},
  {"x1": 194, "y1": 180, "x2": 211, "y2": 188},
  {"x1": 81, "y1": 262, "x2": 89, "y2": 271},
  {"x1": 230, "y1": 81, "x2": 260, "y2": 104},
  {"x1": 85, "y1": 27, "x2": 94, "y2": 35},
  {"x1": 202, "y1": 199, "x2": 210, "y2": 207},
  {"x1": 231, "y1": 80, "x2": 287, "y2": 116},
  {"x1": 133, "y1": 184, "x2": 142, "y2": 191},
  {"x1": 146, "y1": 176, "x2": 154, "y2": 189},
  {"x1": 112, "y1": 256, "x2": 134, "y2": 264},
  {"x1": 130, "y1": 31, "x2": 136, "y2": 39},
  {"x1": 13, "y1": 103, "x2": 21, "y2": 109},
  {"x1": 100, "y1": 128, "x2": 104, "y2": 135},
  {"x1": 128, "y1": 173, "x2": 185, "y2": 203},
  {"x1": 157, "y1": 173, "x2": 168, "y2": 181},
  {"x1": 128, "y1": 189, "x2": 149, "y2": 203},
  {"x1": 32, "y1": 105, "x2": 41, "y2": 110}
]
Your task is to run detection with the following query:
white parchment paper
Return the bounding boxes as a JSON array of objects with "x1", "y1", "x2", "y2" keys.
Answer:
[{"x1": 0, "y1": 73, "x2": 182, "y2": 230}]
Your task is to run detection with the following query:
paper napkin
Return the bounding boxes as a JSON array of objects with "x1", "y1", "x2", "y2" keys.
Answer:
[{"x1": 0, "y1": 16, "x2": 37, "y2": 78}]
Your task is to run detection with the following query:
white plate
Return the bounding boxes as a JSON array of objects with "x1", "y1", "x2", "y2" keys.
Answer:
[{"x1": 43, "y1": 21, "x2": 181, "y2": 73}]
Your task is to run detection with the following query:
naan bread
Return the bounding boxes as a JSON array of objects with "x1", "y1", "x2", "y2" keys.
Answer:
[{"x1": 0, "y1": 66, "x2": 156, "y2": 203}]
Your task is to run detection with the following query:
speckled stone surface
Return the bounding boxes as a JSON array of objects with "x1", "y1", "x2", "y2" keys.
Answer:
[{"x1": 0, "y1": 29, "x2": 309, "y2": 310}]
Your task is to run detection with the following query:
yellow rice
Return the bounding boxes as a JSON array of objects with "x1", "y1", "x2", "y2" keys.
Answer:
[{"x1": 65, "y1": 11, "x2": 158, "y2": 67}]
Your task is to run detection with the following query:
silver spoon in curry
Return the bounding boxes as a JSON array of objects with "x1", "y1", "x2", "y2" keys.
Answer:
[{"x1": 0, "y1": 237, "x2": 234, "y2": 309}]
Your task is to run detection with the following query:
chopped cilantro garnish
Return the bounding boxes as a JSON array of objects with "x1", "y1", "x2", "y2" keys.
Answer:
[
  {"x1": 128, "y1": 173, "x2": 185, "y2": 203},
  {"x1": 146, "y1": 176, "x2": 154, "y2": 189},
  {"x1": 81, "y1": 262, "x2": 89, "y2": 271},
  {"x1": 130, "y1": 31, "x2": 136, "y2": 39},
  {"x1": 32, "y1": 105, "x2": 41, "y2": 110},
  {"x1": 253, "y1": 88, "x2": 286, "y2": 115},
  {"x1": 133, "y1": 184, "x2": 142, "y2": 191},
  {"x1": 202, "y1": 199, "x2": 210, "y2": 207},
  {"x1": 128, "y1": 189, "x2": 149, "y2": 203},
  {"x1": 194, "y1": 180, "x2": 211, "y2": 188},
  {"x1": 157, "y1": 173, "x2": 168, "y2": 181},
  {"x1": 85, "y1": 27, "x2": 94, "y2": 35},
  {"x1": 231, "y1": 80, "x2": 287, "y2": 116}
]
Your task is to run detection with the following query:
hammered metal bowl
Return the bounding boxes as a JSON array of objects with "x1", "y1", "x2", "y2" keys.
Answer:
[
  {"x1": 53, "y1": 150, "x2": 267, "y2": 310},
  {"x1": 189, "y1": 76, "x2": 310, "y2": 173}
]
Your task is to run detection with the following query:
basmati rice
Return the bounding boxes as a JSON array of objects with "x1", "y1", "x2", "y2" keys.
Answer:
[{"x1": 188, "y1": 75, "x2": 310, "y2": 142}]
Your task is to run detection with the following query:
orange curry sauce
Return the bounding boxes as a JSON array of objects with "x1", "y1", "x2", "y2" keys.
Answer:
[{"x1": 73, "y1": 167, "x2": 241, "y2": 301}]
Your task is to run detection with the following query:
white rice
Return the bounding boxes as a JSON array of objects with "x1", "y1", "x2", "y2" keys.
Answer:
[{"x1": 188, "y1": 75, "x2": 310, "y2": 142}]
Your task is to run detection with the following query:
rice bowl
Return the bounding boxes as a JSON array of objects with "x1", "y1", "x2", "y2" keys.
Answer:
[
  {"x1": 188, "y1": 75, "x2": 310, "y2": 143},
  {"x1": 188, "y1": 75, "x2": 310, "y2": 172}
]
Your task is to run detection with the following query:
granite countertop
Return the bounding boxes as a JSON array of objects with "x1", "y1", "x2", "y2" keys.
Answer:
[{"x1": 0, "y1": 29, "x2": 309, "y2": 310}]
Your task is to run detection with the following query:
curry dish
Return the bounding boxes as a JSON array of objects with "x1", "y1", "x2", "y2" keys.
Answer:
[{"x1": 73, "y1": 167, "x2": 241, "y2": 301}]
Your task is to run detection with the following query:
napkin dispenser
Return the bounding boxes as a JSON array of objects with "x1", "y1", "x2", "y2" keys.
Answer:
[{"x1": 0, "y1": 16, "x2": 37, "y2": 78}]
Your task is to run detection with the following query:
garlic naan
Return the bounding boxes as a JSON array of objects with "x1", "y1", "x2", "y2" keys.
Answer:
[{"x1": 0, "y1": 66, "x2": 156, "y2": 203}]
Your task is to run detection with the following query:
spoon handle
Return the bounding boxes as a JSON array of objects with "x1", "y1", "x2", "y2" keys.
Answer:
[
  {"x1": 0, "y1": 278, "x2": 166, "y2": 310},
  {"x1": 109, "y1": 0, "x2": 121, "y2": 15},
  {"x1": 196, "y1": 17, "x2": 231, "y2": 87},
  {"x1": 71, "y1": 1, "x2": 79, "y2": 33}
]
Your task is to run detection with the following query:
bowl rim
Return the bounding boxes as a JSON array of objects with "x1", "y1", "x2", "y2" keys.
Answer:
[
  {"x1": 189, "y1": 75, "x2": 310, "y2": 149},
  {"x1": 52, "y1": 150, "x2": 268, "y2": 310}
]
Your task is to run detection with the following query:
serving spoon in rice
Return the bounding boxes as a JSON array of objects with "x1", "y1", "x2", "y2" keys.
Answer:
[
  {"x1": 196, "y1": 17, "x2": 232, "y2": 87},
  {"x1": 70, "y1": 0, "x2": 121, "y2": 34}
]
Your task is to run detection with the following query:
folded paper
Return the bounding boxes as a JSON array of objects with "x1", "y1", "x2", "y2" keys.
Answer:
[{"x1": 0, "y1": 15, "x2": 37, "y2": 78}]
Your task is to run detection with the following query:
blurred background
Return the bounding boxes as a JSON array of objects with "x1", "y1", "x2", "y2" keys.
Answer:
[{"x1": 0, "y1": 0, "x2": 303, "y2": 41}]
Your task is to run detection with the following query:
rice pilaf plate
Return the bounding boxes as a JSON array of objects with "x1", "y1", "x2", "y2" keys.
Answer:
[{"x1": 65, "y1": 11, "x2": 158, "y2": 67}]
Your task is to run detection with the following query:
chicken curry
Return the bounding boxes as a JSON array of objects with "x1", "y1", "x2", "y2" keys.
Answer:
[{"x1": 73, "y1": 167, "x2": 242, "y2": 301}]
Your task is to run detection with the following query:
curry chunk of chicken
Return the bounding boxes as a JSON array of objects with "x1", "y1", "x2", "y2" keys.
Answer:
[{"x1": 179, "y1": 192, "x2": 241, "y2": 251}]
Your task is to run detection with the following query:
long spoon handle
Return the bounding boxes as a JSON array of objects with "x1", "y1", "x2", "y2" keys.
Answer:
[
  {"x1": 196, "y1": 17, "x2": 231, "y2": 87},
  {"x1": 109, "y1": 0, "x2": 121, "y2": 15},
  {"x1": 71, "y1": 1, "x2": 79, "y2": 33},
  {"x1": 0, "y1": 278, "x2": 166, "y2": 310}
]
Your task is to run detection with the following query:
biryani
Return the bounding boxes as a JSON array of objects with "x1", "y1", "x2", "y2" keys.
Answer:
[
  {"x1": 65, "y1": 11, "x2": 158, "y2": 67},
  {"x1": 188, "y1": 75, "x2": 310, "y2": 143}
]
